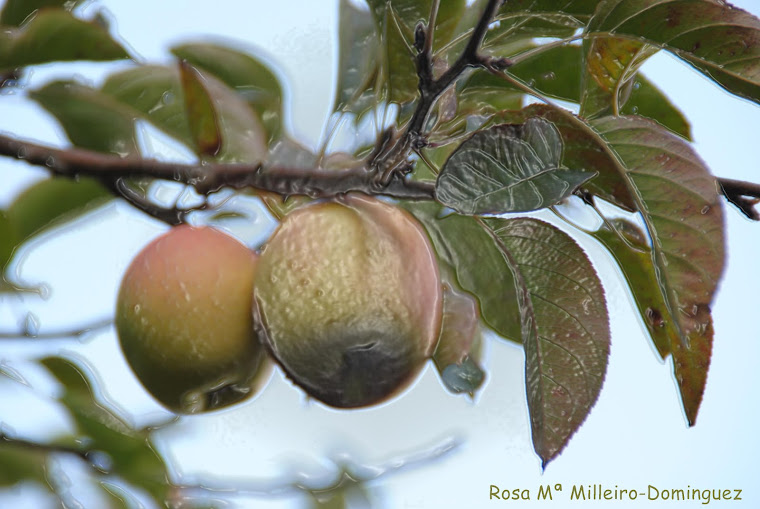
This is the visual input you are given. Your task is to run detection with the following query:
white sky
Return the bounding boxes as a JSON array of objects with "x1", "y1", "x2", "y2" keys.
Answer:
[{"x1": 1, "y1": 1, "x2": 760, "y2": 508}]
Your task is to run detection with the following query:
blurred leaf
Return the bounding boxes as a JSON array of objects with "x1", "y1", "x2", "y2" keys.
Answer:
[
  {"x1": 30, "y1": 80, "x2": 139, "y2": 155},
  {"x1": 436, "y1": 118, "x2": 595, "y2": 215},
  {"x1": 587, "y1": 0, "x2": 760, "y2": 105},
  {"x1": 308, "y1": 471, "x2": 372, "y2": 509},
  {"x1": 103, "y1": 65, "x2": 266, "y2": 164},
  {"x1": 182, "y1": 67, "x2": 268, "y2": 164},
  {"x1": 171, "y1": 42, "x2": 283, "y2": 142},
  {"x1": 580, "y1": 36, "x2": 658, "y2": 118},
  {"x1": 0, "y1": 9, "x2": 128, "y2": 71},
  {"x1": 101, "y1": 65, "x2": 192, "y2": 145},
  {"x1": 487, "y1": 217, "x2": 609, "y2": 467},
  {"x1": 406, "y1": 202, "x2": 522, "y2": 342},
  {"x1": 494, "y1": 104, "x2": 637, "y2": 211},
  {"x1": 591, "y1": 115, "x2": 725, "y2": 424},
  {"x1": 334, "y1": 0, "x2": 382, "y2": 120},
  {"x1": 207, "y1": 211, "x2": 247, "y2": 222},
  {"x1": 365, "y1": 0, "x2": 466, "y2": 104},
  {"x1": 41, "y1": 357, "x2": 170, "y2": 501},
  {"x1": 0, "y1": 0, "x2": 84, "y2": 26},
  {"x1": 179, "y1": 60, "x2": 222, "y2": 157},
  {"x1": 7, "y1": 177, "x2": 110, "y2": 242},
  {"x1": 433, "y1": 282, "x2": 485, "y2": 396},
  {"x1": 309, "y1": 491, "x2": 347, "y2": 509},
  {"x1": 98, "y1": 482, "x2": 133, "y2": 509},
  {"x1": 365, "y1": 0, "x2": 422, "y2": 103},
  {"x1": 0, "y1": 443, "x2": 48, "y2": 487},
  {"x1": 0, "y1": 210, "x2": 17, "y2": 270}
]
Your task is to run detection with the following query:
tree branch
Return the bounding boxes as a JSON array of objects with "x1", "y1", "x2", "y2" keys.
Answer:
[
  {"x1": 718, "y1": 177, "x2": 760, "y2": 221},
  {"x1": 107, "y1": 179, "x2": 198, "y2": 226},
  {"x1": 373, "y1": 0, "x2": 506, "y2": 184},
  {"x1": 0, "y1": 133, "x2": 436, "y2": 201}
]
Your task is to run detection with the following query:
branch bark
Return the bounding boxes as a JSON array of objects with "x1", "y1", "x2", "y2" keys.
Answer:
[
  {"x1": 718, "y1": 177, "x2": 760, "y2": 221},
  {"x1": 0, "y1": 134, "x2": 436, "y2": 200}
]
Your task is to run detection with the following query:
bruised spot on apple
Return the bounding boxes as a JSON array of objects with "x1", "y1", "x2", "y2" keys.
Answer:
[
  {"x1": 116, "y1": 225, "x2": 269, "y2": 414},
  {"x1": 253, "y1": 194, "x2": 443, "y2": 408}
]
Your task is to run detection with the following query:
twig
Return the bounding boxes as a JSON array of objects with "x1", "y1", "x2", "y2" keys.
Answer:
[
  {"x1": 0, "y1": 317, "x2": 113, "y2": 339},
  {"x1": 108, "y1": 179, "x2": 201, "y2": 226},
  {"x1": 0, "y1": 133, "x2": 436, "y2": 201},
  {"x1": 0, "y1": 432, "x2": 89, "y2": 462},
  {"x1": 718, "y1": 177, "x2": 760, "y2": 220},
  {"x1": 373, "y1": 0, "x2": 506, "y2": 184}
]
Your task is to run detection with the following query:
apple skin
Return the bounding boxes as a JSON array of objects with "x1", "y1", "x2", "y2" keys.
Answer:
[
  {"x1": 253, "y1": 194, "x2": 443, "y2": 408},
  {"x1": 116, "y1": 225, "x2": 268, "y2": 414}
]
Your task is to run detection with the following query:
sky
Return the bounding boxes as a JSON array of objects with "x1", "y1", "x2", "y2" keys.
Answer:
[{"x1": 1, "y1": 1, "x2": 760, "y2": 508}]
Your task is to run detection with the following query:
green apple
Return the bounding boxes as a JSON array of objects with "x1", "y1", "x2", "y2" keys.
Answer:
[{"x1": 253, "y1": 194, "x2": 443, "y2": 408}]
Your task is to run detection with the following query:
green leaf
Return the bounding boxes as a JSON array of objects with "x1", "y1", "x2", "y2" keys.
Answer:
[
  {"x1": 580, "y1": 36, "x2": 658, "y2": 118},
  {"x1": 507, "y1": 44, "x2": 692, "y2": 139},
  {"x1": 7, "y1": 177, "x2": 110, "y2": 242},
  {"x1": 486, "y1": 217, "x2": 610, "y2": 467},
  {"x1": 365, "y1": 0, "x2": 423, "y2": 103},
  {"x1": 587, "y1": 0, "x2": 760, "y2": 105},
  {"x1": 482, "y1": 0, "x2": 599, "y2": 55},
  {"x1": 178, "y1": 67, "x2": 268, "y2": 164},
  {"x1": 431, "y1": 68, "x2": 524, "y2": 140},
  {"x1": 30, "y1": 80, "x2": 139, "y2": 155},
  {"x1": 0, "y1": 9, "x2": 128, "y2": 71},
  {"x1": 41, "y1": 356, "x2": 170, "y2": 501},
  {"x1": 620, "y1": 75, "x2": 692, "y2": 140},
  {"x1": 496, "y1": 0, "x2": 600, "y2": 22},
  {"x1": 0, "y1": 443, "x2": 48, "y2": 487},
  {"x1": 457, "y1": 69, "x2": 525, "y2": 113},
  {"x1": 365, "y1": 0, "x2": 466, "y2": 104},
  {"x1": 171, "y1": 42, "x2": 284, "y2": 142},
  {"x1": 101, "y1": 65, "x2": 192, "y2": 146},
  {"x1": 103, "y1": 65, "x2": 267, "y2": 164},
  {"x1": 436, "y1": 118, "x2": 595, "y2": 215},
  {"x1": 0, "y1": 0, "x2": 84, "y2": 27},
  {"x1": 433, "y1": 282, "x2": 485, "y2": 396},
  {"x1": 334, "y1": 0, "x2": 382, "y2": 119},
  {"x1": 406, "y1": 202, "x2": 522, "y2": 343},
  {"x1": 592, "y1": 219, "x2": 674, "y2": 358},
  {"x1": 410, "y1": 203, "x2": 608, "y2": 464},
  {"x1": 487, "y1": 7, "x2": 588, "y2": 49},
  {"x1": 591, "y1": 115, "x2": 725, "y2": 424},
  {"x1": 178, "y1": 60, "x2": 222, "y2": 158},
  {"x1": 509, "y1": 45, "x2": 581, "y2": 102},
  {"x1": 592, "y1": 219, "x2": 713, "y2": 425},
  {"x1": 0, "y1": 210, "x2": 17, "y2": 270},
  {"x1": 494, "y1": 104, "x2": 637, "y2": 211}
]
